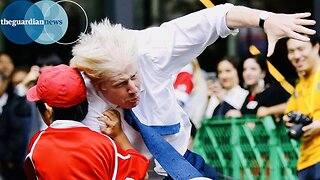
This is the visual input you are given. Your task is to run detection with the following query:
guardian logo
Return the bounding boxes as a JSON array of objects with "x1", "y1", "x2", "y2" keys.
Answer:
[{"x1": 0, "y1": 0, "x2": 88, "y2": 45}]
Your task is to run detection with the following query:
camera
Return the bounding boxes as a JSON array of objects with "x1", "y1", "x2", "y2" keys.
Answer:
[{"x1": 287, "y1": 111, "x2": 312, "y2": 140}]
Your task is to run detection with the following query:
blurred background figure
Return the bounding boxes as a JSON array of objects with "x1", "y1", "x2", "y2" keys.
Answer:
[
  {"x1": 283, "y1": 35, "x2": 320, "y2": 180},
  {"x1": 11, "y1": 67, "x2": 29, "y2": 88},
  {"x1": 173, "y1": 59, "x2": 208, "y2": 148},
  {"x1": 36, "y1": 53, "x2": 63, "y2": 70},
  {"x1": 205, "y1": 57, "x2": 248, "y2": 119},
  {"x1": 0, "y1": 53, "x2": 31, "y2": 180},
  {"x1": 0, "y1": 53, "x2": 14, "y2": 81},
  {"x1": 14, "y1": 53, "x2": 63, "y2": 143},
  {"x1": 226, "y1": 55, "x2": 290, "y2": 119}
]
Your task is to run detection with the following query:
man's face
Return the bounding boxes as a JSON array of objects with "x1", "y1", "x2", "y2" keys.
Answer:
[
  {"x1": 0, "y1": 54, "x2": 14, "y2": 78},
  {"x1": 287, "y1": 39, "x2": 319, "y2": 76},
  {"x1": 217, "y1": 60, "x2": 239, "y2": 90},
  {"x1": 242, "y1": 58, "x2": 265, "y2": 87},
  {"x1": 98, "y1": 63, "x2": 141, "y2": 109}
]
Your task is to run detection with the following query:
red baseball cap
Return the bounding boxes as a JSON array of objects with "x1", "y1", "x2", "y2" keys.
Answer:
[{"x1": 27, "y1": 64, "x2": 86, "y2": 108}]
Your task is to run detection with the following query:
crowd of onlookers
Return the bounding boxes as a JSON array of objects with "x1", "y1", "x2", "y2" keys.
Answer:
[
  {"x1": 173, "y1": 55, "x2": 291, "y2": 147},
  {"x1": 0, "y1": 52, "x2": 64, "y2": 180}
]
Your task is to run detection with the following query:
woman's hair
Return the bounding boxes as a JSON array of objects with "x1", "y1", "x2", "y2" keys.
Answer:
[
  {"x1": 70, "y1": 18, "x2": 138, "y2": 86},
  {"x1": 216, "y1": 56, "x2": 239, "y2": 72},
  {"x1": 310, "y1": 34, "x2": 320, "y2": 55},
  {"x1": 216, "y1": 56, "x2": 241, "y2": 80}
]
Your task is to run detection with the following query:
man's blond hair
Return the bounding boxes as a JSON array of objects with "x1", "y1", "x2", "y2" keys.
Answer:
[{"x1": 70, "y1": 19, "x2": 138, "y2": 82}]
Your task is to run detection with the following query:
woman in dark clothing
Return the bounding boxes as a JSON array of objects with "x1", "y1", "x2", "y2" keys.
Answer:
[{"x1": 226, "y1": 55, "x2": 290, "y2": 118}]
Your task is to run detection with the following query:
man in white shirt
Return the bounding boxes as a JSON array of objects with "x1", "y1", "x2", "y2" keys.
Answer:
[{"x1": 70, "y1": 3, "x2": 316, "y2": 179}]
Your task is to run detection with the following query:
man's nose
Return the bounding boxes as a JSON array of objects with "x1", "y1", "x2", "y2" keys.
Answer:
[
  {"x1": 293, "y1": 50, "x2": 302, "y2": 60},
  {"x1": 128, "y1": 80, "x2": 138, "y2": 94}
]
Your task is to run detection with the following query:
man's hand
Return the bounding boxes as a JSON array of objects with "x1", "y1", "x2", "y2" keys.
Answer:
[
  {"x1": 264, "y1": 12, "x2": 316, "y2": 57},
  {"x1": 211, "y1": 82, "x2": 225, "y2": 102},
  {"x1": 256, "y1": 106, "x2": 270, "y2": 118},
  {"x1": 283, "y1": 114, "x2": 295, "y2": 128},
  {"x1": 21, "y1": 65, "x2": 40, "y2": 88},
  {"x1": 225, "y1": 109, "x2": 242, "y2": 118},
  {"x1": 302, "y1": 120, "x2": 320, "y2": 141}
]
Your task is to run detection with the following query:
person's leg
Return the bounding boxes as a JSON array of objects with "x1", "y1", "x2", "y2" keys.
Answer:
[
  {"x1": 297, "y1": 162, "x2": 320, "y2": 180},
  {"x1": 313, "y1": 162, "x2": 320, "y2": 180},
  {"x1": 297, "y1": 163, "x2": 319, "y2": 180}
]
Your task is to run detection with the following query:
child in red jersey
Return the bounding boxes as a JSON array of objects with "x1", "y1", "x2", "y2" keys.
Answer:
[{"x1": 24, "y1": 64, "x2": 148, "y2": 180}]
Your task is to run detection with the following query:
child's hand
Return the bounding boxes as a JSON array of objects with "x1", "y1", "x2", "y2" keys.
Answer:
[{"x1": 99, "y1": 109, "x2": 122, "y2": 139}]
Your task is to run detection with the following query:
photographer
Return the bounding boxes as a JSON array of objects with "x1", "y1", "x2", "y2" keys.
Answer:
[{"x1": 283, "y1": 34, "x2": 320, "y2": 179}]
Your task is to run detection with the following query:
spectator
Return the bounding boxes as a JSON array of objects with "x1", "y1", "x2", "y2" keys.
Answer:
[
  {"x1": 205, "y1": 57, "x2": 248, "y2": 118},
  {"x1": 35, "y1": 53, "x2": 63, "y2": 68},
  {"x1": 283, "y1": 34, "x2": 320, "y2": 180},
  {"x1": 0, "y1": 70, "x2": 31, "y2": 180},
  {"x1": 16, "y1": 53, "x2": 63, "y2": 143},
  {"x1": 173, "y1": 59, "x2": 208, "y2": 148},
  {"x1": 0, "y1": 53, "x2": 14, "y2": 80},
  {"x1": 11, "y1": 67, "x2": 29, "y2": 88},
  {"x1": 14, "y1": 66, "x2": 45, "y2": 143},
  {"x1": 226, "y1": 55, "x2": 290, "y2": 118}
]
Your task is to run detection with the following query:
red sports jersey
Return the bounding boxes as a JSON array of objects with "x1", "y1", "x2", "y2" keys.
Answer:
[{"x1": 24, "y1": 121, "x2": 149, "y2": 180}]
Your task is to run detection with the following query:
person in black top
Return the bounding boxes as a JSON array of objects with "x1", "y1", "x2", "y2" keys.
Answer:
[
  {"x1": 0, "y1": 71, "x2": 31, "y2": 180},
  {"x1": 226, "y1": 55, "x2": 290, "y2": 119}
]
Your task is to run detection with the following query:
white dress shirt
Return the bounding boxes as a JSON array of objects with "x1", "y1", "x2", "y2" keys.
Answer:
[
  {"x1": 82, "y1": 3, "x2": 237, "y2": 174},
  {"x1": 205, "y1": 85, "x2": 249, "y2": 118}
]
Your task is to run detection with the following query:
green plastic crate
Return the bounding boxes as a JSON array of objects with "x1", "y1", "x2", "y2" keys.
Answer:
[{"x1": 193, "y1": 116, "x2": 300, "y2": 180}]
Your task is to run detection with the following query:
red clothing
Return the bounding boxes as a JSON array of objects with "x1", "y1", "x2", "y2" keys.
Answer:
[{"x1": 24, "y1": 121, "x2": 148, "y2": 180}]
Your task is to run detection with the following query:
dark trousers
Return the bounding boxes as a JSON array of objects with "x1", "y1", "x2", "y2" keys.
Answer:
[
  {"x1": 298, "y1": 162, "x2": 320, "y2": 180},
  {"x1": 1, "y1": 162, "x2": 26, "y2": 180}
]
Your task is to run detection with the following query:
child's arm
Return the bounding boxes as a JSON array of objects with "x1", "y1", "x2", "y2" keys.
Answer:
[{"x1": 99, "y1": 109, "x2": 133, "y2": 150}]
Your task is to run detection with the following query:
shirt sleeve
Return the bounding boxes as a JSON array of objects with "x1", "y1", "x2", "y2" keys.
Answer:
[
  {"x1": 285, "y1": 94, "x2": 297, "y2": 114},
  {"x1": 135, "y1": 3, "x2": 237, "y2": 80}
]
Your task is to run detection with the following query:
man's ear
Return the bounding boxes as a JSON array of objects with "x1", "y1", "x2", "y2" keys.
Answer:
[{"x1": 261, "y1": 70, "x2": 266, "y2": 79}]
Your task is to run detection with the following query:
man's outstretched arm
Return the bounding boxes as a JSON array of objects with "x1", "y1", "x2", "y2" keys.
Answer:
[{"x1": 226, "y1": 6, "x2": 316, "y2": 56}]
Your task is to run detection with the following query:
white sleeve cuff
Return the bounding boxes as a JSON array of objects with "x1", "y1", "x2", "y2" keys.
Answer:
[{"x1": 15, "y1": 83, "x2": 28, "y2": 97}]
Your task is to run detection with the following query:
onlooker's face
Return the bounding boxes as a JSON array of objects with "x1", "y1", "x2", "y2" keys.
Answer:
[
  {"x1": 242, "y1": 58, "x2": 265, "y2": 87},
  {"x1": 217, "y1": 60, "x2": 239, "y2": 90},
  {"x1": 12, "y1": 70, "x2": 28, "y2": 87},
  {"x1": 287, "y1": 38, "x2": 319, "y2": 76},
  {"x1": 98, "y1": 63, "x2": 141, "y2": 109},
  {"x1": 0, "y1": 54, "x2": 14, "y2": 78}
]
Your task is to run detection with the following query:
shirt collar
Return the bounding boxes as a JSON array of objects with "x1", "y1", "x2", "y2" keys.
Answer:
[
  {"x1": 50, "y1": 120, "x2": 87, "y2": 129},
  {"x1": 0, "y1": 93, "x2": 8, "y2": 114}
]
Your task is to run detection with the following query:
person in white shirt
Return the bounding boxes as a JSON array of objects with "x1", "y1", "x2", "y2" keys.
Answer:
[
  {"x1": 70, "y1": 3, "x2": 316, "y2": 179},
  {"x1": 205, "y1": 57, "x2": 248, "y2": 118}
]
